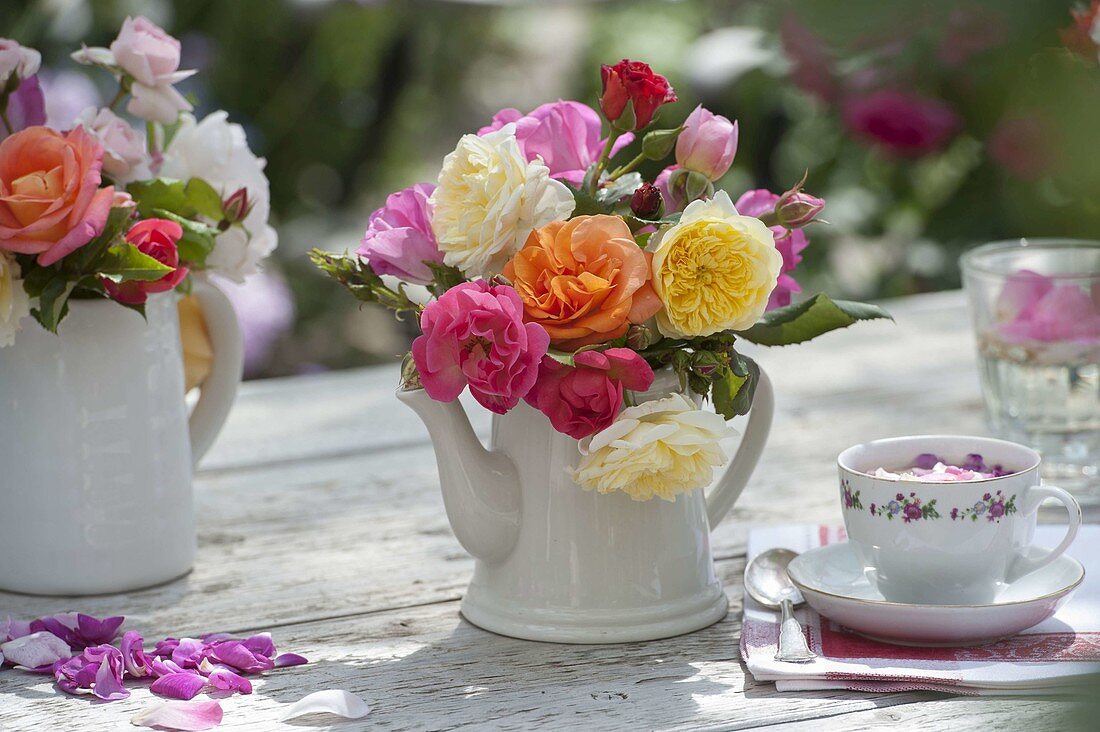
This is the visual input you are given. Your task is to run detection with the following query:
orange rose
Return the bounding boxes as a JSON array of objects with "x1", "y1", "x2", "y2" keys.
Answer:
[
  {"x1": 0, "y1": 125, "x2": 115, "y2": 266},
  {"x1": 504, "y1": 215, "x2": 661, "y2": 349}
]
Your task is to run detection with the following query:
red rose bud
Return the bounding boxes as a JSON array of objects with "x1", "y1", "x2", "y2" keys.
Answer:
[
  {"x1": 222, "y1": 186, "x2": 253, "y2": 224},
  {"x1": 103, "y1": 218, "x2": 189, "y2": 305},
  {"x1": 630, "y1": 182, "x2": 663, "y2": 219},
  {"x1": 599, "y1": 59, "x2": 677, "y2": 130}
]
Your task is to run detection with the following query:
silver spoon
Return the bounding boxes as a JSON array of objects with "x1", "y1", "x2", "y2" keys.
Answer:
[{"x1": 744, "y1": 548, "x2": 817, "y2": 663}]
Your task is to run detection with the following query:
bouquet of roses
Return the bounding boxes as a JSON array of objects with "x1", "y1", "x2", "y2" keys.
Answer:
[
  {"x1": 314, "y1": 59, "x2": 888, "y2": 502},
  {"x1": 0, "y1": 17, "x2": 275, "y2": 348}
]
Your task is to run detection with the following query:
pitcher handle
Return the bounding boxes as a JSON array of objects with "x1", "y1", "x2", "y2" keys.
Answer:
[
  {"x1": 706, "y1": 368, "x2": 774, "y2": 530},
  {"x1": 187, "y1": 277, "x2": 243, "y2": 466},
  {"x1": 1005, "y1": 484, "x2": 1082, "y2": 584}
]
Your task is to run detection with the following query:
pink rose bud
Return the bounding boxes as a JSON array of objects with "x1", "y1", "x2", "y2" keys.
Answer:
[
  {"x1": 675, "y1": 105, "x2": 737, "y2": 181},
  {"x1": 630, "y1": 182, "x2": 663, "y2": 219},
  {"x1": 774, "y1": 187, "x2": 825, "y2": 229},
  {"x1": 109, "y1": 16, "x2": 183, "y2": 88},
  {"x1": 223, "y1": 187, "x2": 253, "y2": 225},
  {"x1": 102, "y1": 218, "x2": 188, "y2": 305}
]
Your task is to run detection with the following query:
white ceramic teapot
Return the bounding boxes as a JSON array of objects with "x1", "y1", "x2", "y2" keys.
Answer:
[
  {"x1": 399, "y1": 367, "x2": 774, "y2": 643},
  {"x1": 0, "y1": 279, "x2": 241, "y2": 595}
]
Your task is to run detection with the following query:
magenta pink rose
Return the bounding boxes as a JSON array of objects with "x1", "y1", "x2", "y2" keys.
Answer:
[
  {"x1": 357, "y1": 183, "x2": 441, "y2": 285},
  {"x1": 735, "y1": 189, "x2": 809, "y2": 309},
  {"x1": 478, "y1": 101, "x2": 633, "y2": 187},
  {"x1": 103, "y1": 218, "x2": 188, "y2": 305},
  {"x1": 676, "y1": 105, "x2": 738, "y2": 182},
  {"x1": 411, "y1": 281, "x2": 549, "y2": 414},
  {"x1": 524, "y1": 348, "x2": 654, "y2": 440},
  {"x1": 842, "y1": 90, "x2": 958, "y2": 158}
]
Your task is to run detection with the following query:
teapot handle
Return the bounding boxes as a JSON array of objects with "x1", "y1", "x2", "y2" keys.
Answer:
[
  {"x1": 187, "y1": 278, "x2": 243, "y2": 466},
  {"x1": 705, "y1": 368, "x2": 774, "y2": 530}
]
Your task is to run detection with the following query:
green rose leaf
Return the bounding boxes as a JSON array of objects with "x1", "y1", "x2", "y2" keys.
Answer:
[
  {"x1": 30, "y1": 276, "x2": 77, "y2": 334},
  {"x1": 184, "y1": 177, "x2": 225, "y2": 221},
  {"x1": 566, "y1": 184, "x2": 609, "y2": 216},
  {"x1": 60, "y1": 206, "x2": 133, "y2": 277},
  {"x1": 151, "y1": 208, "x2": 218, "y2": 265},
  {"x1": 641, "y1": 126, "x2": 682, "y2": 160},
  {"x1": 98, "y1": 242, "x2": 174, "y2": 283},
  {"x1": 711, "y1": 353, "x2": 759, "y2": 420},
  {"x1": 737, "y1": 293, "x2": 892, "y2": 346},
  {"x1": 545, "y1": 348, "x2": 575, "y2": 367},
  {"x1": 128, "y1": 178, "x2": 188, "y2": 218}
]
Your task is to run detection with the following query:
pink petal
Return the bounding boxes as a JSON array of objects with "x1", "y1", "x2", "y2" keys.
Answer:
[
  {"x1": 206, "y1": 640, "x2": 273, "y2": 673},
  {"x1": 279, "y1": 690, "x2": 371, "y2": 721},
  {"x1": 240, "y1": 633, "x2": 275, "y2": 658},
  {"x1": 93, "y1": 655, "x2": 129, "y2": 701},
  {"x1": 202, "y1": 664, "x2": 253, "y2": 694},
  {"x1": 131, "y1": 700, "x2": 224, "y2": 731},
  {"x1": 273, "y1": 653, "x2": 308, "y2": 668},
  {"x1": 0, "y1": 631, "x2": 71, "y2": 670},
  {"x1": 151, "y1": 672, "x2": 207, "y2": 700}
]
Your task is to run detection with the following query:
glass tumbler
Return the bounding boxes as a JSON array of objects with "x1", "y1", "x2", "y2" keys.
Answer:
[{"x1": 961, "y1": 239, "x2": 1100, "y2": 502}]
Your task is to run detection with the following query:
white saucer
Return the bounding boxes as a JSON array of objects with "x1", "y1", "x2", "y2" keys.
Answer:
[{"x1": 787, "y1": 542, "x2": 1085, "y2": 646}]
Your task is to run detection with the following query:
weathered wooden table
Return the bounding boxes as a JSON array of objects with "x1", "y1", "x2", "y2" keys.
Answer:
[{"x1": 0, "y1": 291, "x2": 1087, "y2": 730}]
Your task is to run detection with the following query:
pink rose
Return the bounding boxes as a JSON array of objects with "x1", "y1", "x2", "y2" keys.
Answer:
[
  {"x1": 109, "y1": 16, "x2": 195, "y2": 124},
  {"x1": 110, "y1": 16, "x2": 183, "y2": 87},
  {"x1": 478, "y1": 101, "x2": 633, "y2": 187},
  {"x1": 357, "y1": 183, "x2": 442, "y2": 285},
  {"x1": 735, "y1": 189, "x2": 808, "y2": 309},
  {"x1": 676, "y1": 105, "x2": 738, "y2": 182},
  {"x1": 103, "y1": 218, "x2": 188, "y2": 305},
  {"x1": 997, "y1": 279, "x2": 1100, "y2": 344},
  {"x1": 411, "y1": 281, "x2": 549, "y2": 414},
  {"x1": 654, "y1": 165, "x2": 683, "y2": 213},
  {"x1": 842, "y1": 90, "x2": 958, "y2": 158},
  {"x1": 525, "y1": 348, "x2": 654, "y2": 440},
  {"x1": 75, "y1": 107, "x2": 146, "y2": 181}
]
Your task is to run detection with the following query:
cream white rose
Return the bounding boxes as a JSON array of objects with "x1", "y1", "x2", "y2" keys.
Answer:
[
  {"x1": 75, "y1": 107, "x2": 148, "y2": 182},
  {"x1": 649, "y1": 190, "x2": 781, "y2": 338},
  {"x1": 570, "y1": 394, "x2": 735, "y2": 502},
  {"x1": 158, "y1": 112, "x2": 277, "y2": 282},
  {"x1": 0, "y1": 252, "x2": 31, "y2": 348},
  {"x1": 430, "y1": 124, "x2": 574, "y2": 278}
]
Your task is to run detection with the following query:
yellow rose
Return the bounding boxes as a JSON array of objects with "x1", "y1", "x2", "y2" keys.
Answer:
[
  {"x1": 430, "y1": 124, "x2": 575, "y2": 278},
  {"x1": 0, "y1": 252, "x2": 31, "y2": 347},
  {"x1": 649, "y1": 191, "x2": 781, "y2": 338},
  {"x1": 570, "y1": 394, "x2": 734, "y2": 502}
]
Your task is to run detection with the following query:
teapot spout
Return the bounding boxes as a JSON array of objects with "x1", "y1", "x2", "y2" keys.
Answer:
[{"x1": 397, "y1": 388, "x2": 520, "y2": 564}]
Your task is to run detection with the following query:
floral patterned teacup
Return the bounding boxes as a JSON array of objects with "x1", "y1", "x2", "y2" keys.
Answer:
[{"x1": 838, "y1": 435, "x2": 1082, "y2": 605}]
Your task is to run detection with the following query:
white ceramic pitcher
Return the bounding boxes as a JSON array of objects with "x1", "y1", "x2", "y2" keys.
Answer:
[
  {"x1": 0, "y1": 279, "x2": 242, "y2": 595},
  {"x1": 399, "y1": 367, "x2": 774, "y2": 643}
]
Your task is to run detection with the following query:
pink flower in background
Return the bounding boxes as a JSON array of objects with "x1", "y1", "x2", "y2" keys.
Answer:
[
  {"x1": 842, "y1": 90, "x2": 958, "y2": 158},
  {"x1": 779, "y1": 14, "x2": 839, "y2": 104},
  {"x1": 478, "y1": 101, "x2": 633, "y2": 187},
  {"x1": 676, "y1": 105, "x2": 737, "y2": 181},
  {"x1": 989, "y1": 115, "x2": 1055, "y2": 181},
  {"x1": 75, "y1": 107, "x2": 147, "y2": 181},
  {"x1": 357, "y1": 182, "x2": 441, "y2": 285},
  {"x1": 2, "y1": 76, "x2": 45, "y2": 138},
  {"x1": 411, "y1": 280, "x2": 549, "y2": 414},
  {"x1": 525, "y1": 348, "x2": 655, "y2": 440},
  {"x1": 213, "y1": 271, "x2": 296, "y2": 377},
  {"x1": 735, "y1": 189, "x2": 809, "y2": 309}
]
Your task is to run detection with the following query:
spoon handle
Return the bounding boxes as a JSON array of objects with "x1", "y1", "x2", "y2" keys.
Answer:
[{"x1": 774, "y1": 599, "x2": 817, "y2": 663}]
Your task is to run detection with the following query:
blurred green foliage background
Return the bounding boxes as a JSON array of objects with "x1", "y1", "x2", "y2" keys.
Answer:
[{"x1": 3, "y1": 0, "x2": 1098, "y2": 378}]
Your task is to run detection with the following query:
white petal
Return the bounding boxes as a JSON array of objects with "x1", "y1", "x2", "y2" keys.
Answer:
[
  {"x1": 131, "y1": 700, "x2": 223, "y2": 731},
  {"x1": 280, "y1": 690, "x2": 372, "y2": 721}
]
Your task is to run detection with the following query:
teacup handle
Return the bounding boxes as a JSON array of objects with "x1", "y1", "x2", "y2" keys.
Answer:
[
  {"x1": 706, "y1": 369, "x2": 774, "y2": 529},
  {"x1": 1005, "y1": 484, "x2": 1082, "y2": 584}
]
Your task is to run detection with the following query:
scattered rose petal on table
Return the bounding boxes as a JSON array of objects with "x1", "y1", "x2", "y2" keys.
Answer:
[
  {"x1": 54, "y1": 644, "x2": 129, "y2": 700},
  {"x1": 273, "y1": 652, "x2": 308, "y2": 668},
  {"x1": 151, "y1": 671, "x2": 208, "y2": 700},
  {"x1": 121, "y1": 630, "x2": 153, "y2": 677},
  {"x1": 199, "y1": 659, "x2": 253, "y2": 694},
  {"x1": 279, "y1": 689, "x2": 372, "y2": 721},
  {"x1": 0, "y1": 631, "x2": 71, "y2": 670},
  {"x1": 131, "y1": 700, "x2": 223, "y2": 731}
]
